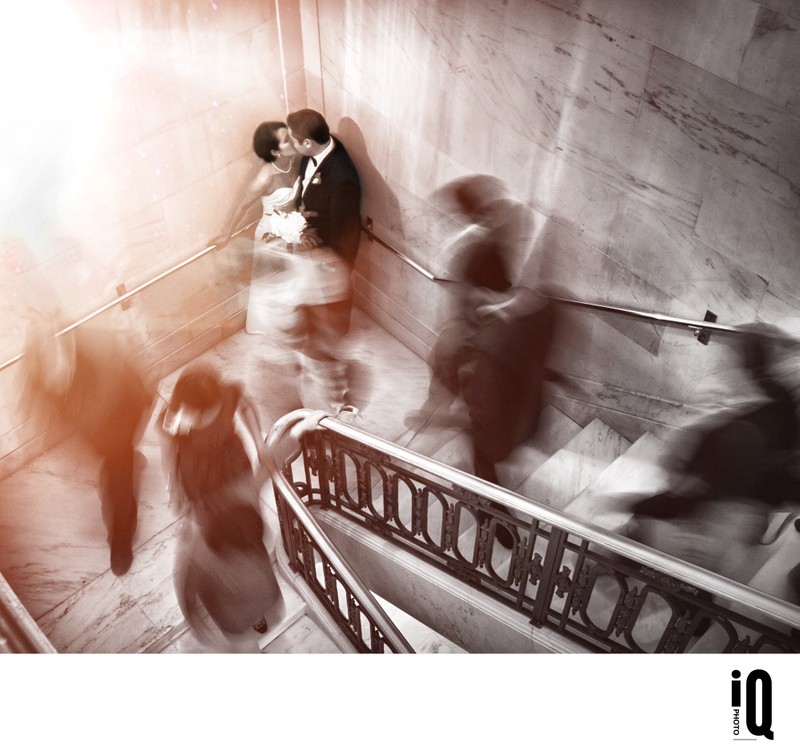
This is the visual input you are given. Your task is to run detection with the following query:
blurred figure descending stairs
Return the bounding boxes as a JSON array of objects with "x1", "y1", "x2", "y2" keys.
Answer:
[{"x1": 307, "y1": 389, "x2": 800, "y2": 653}]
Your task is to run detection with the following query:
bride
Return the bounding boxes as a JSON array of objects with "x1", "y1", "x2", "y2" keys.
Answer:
[{"x1": 211, "y1": 121, "x2": 303, "y2": 338}]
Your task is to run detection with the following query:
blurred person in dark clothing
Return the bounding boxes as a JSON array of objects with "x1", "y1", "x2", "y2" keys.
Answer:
[
  {"x1": 159, "y1": 364, "x2": 283, "y2": 651},
  {"x1": 21, "y1": 321, "x2": 154, "y2": 576},
  {"x1": 459, "y1": 246, "x2": 556, "y2": 488},
  {"x1": 159, "y1": 365, "x2": 326, "y2": 651},
  {"x1": 406, "y1": 235, "x2": 557, "y2": 549},
  {"x1": 624, "y1": 323, "x2": 800, "y2": 580}
]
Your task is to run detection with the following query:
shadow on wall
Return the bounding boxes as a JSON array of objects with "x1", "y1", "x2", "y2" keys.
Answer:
[{"x1": 335, "y1": 116, "x2": 404, "y2": 247}]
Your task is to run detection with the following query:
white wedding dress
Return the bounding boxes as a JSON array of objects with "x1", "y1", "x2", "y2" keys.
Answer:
[
  {"x1": 245, "y1": 176, "x2": 349, "y2": 344},
  {"x1": 245, "y1": 181, "x2": 301, "y2": 337}
]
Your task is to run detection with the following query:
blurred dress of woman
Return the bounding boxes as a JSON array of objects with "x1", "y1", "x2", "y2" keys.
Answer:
[
  {"x1": 211, "y1": 121, "x2": 302, "y2": 338},
  {"x1": 159, "y1": 364, "x2": 285, "y2": 652}
]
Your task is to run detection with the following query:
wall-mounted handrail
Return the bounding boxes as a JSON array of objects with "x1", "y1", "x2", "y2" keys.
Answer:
[
  {"x1": 265, "y1": 411, "x2": 415, "y2": 653},
  {"x1": 0, "y1": 219, "x2": 259, "y2": 374},
  {"x1": 362, "y1": 224, "x2": 455, "y2": 283},
  {"x1": 548, "y1": 295, "x2": 743, "y2": 335},
  {"x1": 297, "y1": 409, "x2": 800, "y2": 634},
  {"x1": 362, "y1": 226, "x2": 761, "y2": 339},
  {"x1": 2, "y1": 219, "x2": 760, "y2": 378}
]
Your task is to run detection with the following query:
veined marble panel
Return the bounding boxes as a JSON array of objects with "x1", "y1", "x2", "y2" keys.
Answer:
[
  {"x1": 641, "y1": 49, "x2": 800, "y2": 213},
  {"x1": 400, "y1": 0, "x2": 507, "y2": 50},
  {"x1": 695, "y1": 170, "x2": 800, "y2": 290},
  {"x1": 578, "y1": 0, "x2": 759, "y2": 82},
  {"x1": 557, "y1": 96, "x2": 710, "y2": 229},
  {"x1": 372, "y1": 177, "x2": 463, "y2": 276},
  {"x1": 755, "y1": 284, "x2": 800, "y2": 326},
  {"x1": 491, "y1": 120, "x2": 621, "y2": 252},
  {"x1": 320, "y1": 0, "x2": 570, "y2": 153},
  {"x1": 444, "y1": 40, "x2": 569, "y2": 153},
  {"x1": 37, "y1": 566, "x2": 163, "y2": 654},
  {"x1": 609, "y1": 198, "x2": 769, "y2": 324},
  {"x1": 758, "y1": 0, "x2": 800, "y2": 19},
  {"x1": 547, "y1": 305, "x2": 741, "y2": 412},
  {"x1": 740, "y1": 7, "x2": 800, "y2": 116},
  {"x1": 530, "y1": 218, "x2": 675, "y2": 354},
  {"x1": 503, "y1": 0, "x2": 651, "y2": 121},
  {"x1": 355, "y1": 217, "x2": 455, "y2": 332}
]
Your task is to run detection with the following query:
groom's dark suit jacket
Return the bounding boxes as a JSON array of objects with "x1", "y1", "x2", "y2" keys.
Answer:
[{"x1": 297, "y1": 137, "x2": 362, "y2": 267}]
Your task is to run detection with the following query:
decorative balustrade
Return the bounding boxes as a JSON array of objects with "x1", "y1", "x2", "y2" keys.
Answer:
[
  {"x1": 265, "y1": 413, "x2": 414, "y2": 654},
  {"x1": 269, "y1": 409, "x2": 800, "y2": 654}
]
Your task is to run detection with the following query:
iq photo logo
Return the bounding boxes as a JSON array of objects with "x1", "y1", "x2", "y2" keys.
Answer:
[{"x1": 731, "y1": 669, "x2": 774, "y2": 741}]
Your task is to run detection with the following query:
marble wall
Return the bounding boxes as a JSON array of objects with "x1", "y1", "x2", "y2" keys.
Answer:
[
  {"x1": 301, "y1": 0, "x2": 800, "y2": 437},
  {"x1": 0, "y1": 0, "x2": 300, "y2": 477},
  {"x1": 3, "y1": 0, "x2": 799, "y2": 476}
]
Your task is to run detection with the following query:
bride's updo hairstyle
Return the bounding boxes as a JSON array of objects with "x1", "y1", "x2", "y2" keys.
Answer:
[{"x1": 253, "y1": 121, "x2": 287, "y2": 163}]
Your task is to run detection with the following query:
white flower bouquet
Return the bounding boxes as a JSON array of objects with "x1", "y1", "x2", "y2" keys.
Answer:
[{"x1": 264, "y1": 210, "x2": 319, "y2": 249}]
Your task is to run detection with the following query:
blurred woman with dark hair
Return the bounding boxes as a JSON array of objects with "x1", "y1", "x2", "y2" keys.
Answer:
[
  {"x1": 159, "y1": 364, "x2": 284, "y2": 651},
  {"x1": 160, "y1": 366, "x2": 327, "y2": 651}
]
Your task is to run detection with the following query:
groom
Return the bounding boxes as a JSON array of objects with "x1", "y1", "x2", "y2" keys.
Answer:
[{"x1": 286, "y1": 108, "x2": 362, "y2": 413}]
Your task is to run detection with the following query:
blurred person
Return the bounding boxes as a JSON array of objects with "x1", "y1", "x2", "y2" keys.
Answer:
[
  {"x1": 160, "y1": 365, "x2": 325, "y2": 651},
  {"x1": 286, "y1": 108, "x2": 362, "y2": 415},
  {"x1": 20, "y1": 320, "x2": 154, "y2": 576},
  {"x1": 407, "y1": 235, "x2": 557, "y2": 549},
  {"x1": 624, "y1": 323, "x2": 800, "y2": 579},
  {"x1": 434, "y1": 174, "x2": 537, "y2": 293},
  {"x1": 159, "y1": 364, "x2": 282, "y2": 651}
]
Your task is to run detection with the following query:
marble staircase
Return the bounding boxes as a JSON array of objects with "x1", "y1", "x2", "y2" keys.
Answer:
[
  {"x1": 311, "y1": 394, "x2": 800, "y2": 652},
  {"x1": 2, "y1": 308, "x2": 797, "y2": 653}
]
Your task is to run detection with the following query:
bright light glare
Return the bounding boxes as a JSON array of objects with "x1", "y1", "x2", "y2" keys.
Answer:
[{"x1": 0, "y1": 2, "x2": 116, "y2": 213}]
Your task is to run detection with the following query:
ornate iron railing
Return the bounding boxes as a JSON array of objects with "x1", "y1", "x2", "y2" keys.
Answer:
[
  {"x1": 270, "y1": 409, "x2": 800, "y2": 654},
  {"x1": 265, "y1": 413, "x2": 414, "y2": 654}
]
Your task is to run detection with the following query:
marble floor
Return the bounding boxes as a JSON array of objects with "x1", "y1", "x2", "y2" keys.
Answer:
[
  {"x1": 3, "y1": 306, "x2": 797, "y2": 654},
  {"x1": 0, "y1": 308, "x2": 450, "y2": 653}
]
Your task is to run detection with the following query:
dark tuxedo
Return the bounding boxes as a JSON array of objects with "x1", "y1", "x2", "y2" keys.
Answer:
[
  {"x1": 297, "y1": 136, "x2": 362, "y2": 266},
  {"x1": 291, "y1": 136, "x2": 362, "y2": 409}
]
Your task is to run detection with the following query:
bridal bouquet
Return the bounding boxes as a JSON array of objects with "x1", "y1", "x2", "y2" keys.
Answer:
[{"x1": 265, "y1": 210, "x2": 319, "y2": 249}]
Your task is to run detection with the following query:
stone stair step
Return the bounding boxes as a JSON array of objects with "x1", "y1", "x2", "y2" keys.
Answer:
[
  {"x1": 261, "y1": 613, "x2": 343, "y2": 653},
  {"x1": 497, "y1": 405, "x2": 583, "y2": 491},
  {"x1": 372, "y1": 592, "x2": 466, "y2": 653},
  {"x1": 516, "y1": 418, "x2": 631, "y2": 510},
  {"x1": 147, "y1": 564, "x2": 308, "y2": 653},
  {"x1": 561, "y1": 432, "x2": 673, "y2": 533}
]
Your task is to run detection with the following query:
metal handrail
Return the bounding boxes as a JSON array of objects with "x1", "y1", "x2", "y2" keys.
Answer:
[
  {"x1": 264, "y1": 410, "x2": 415, "y2": 653},
  {"x1": 0, "y1": 572, "x2": 56, "y2": 653},
  {"x1": 298, "y1": 409, "x2": 800, "y2": 632},
  {"x1": 2, "y1": 219, "x2": 753, "y2": 377},
  {"x1": 362, "y1": 224, "x2": 454, "y2": 282},
  {"x1": 0, "y1": 219, "x2": 259, "y2": 374},
  {"x1": 363, "y1": 226, "x2": 758, "y2": 338}
]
